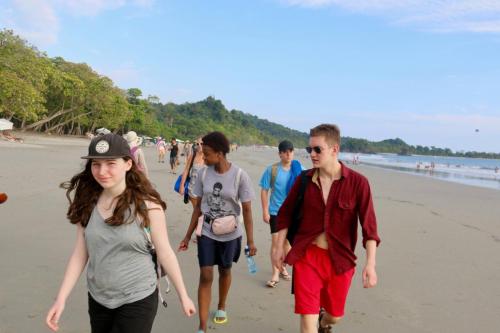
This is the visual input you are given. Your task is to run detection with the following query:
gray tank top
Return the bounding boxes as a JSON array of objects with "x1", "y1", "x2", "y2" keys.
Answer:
[{"x1": 84, "y1": 206, "x2": 157, "y2": 309}]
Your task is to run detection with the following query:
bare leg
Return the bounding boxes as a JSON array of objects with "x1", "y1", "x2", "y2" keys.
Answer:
[
  {"x1": 269, "y1": 233, "x2": 281, "y2": 284},
  {"x1": 300, "y1": 314, "x2": 319, "y2": 333},
  {"x1": 320, "y1": 312, "x2": 342, "y2": 327},
  {"x1": 281, "y1": 239, "x2": 292, "y2": 276},
  {"x1": 216, "y1": 267, "x2": 232, "y2": 320},
  {"x1": 198, "y1": 267, "x2": 214, "y2": 332}
]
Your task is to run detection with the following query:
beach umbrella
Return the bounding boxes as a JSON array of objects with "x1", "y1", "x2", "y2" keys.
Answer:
[{"x1": 0, "y1": 118, "x2": 13, "y2": 131}]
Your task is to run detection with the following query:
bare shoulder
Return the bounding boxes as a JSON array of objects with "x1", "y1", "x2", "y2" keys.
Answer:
[{"x1": 144, "y1": 200, "x2": 164, "y2": 212}]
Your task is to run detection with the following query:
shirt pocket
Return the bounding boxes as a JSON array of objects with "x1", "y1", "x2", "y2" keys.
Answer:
[
  {"x1": 338, "y1": 200, "x2": 355, "y2": 210},
  {"x1": 335, "y1": 197, "x2": 357, "y2": 224}
]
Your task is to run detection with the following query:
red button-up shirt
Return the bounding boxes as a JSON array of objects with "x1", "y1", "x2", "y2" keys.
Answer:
[{"x1": 276, "y1": 163, "x2": 380, "y2": 274}]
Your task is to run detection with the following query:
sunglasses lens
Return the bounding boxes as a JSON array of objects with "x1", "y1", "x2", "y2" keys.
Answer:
[
  {"x1": 306, "y1": 147, "x2": 312, "y2": 154},
  {"x1": 314, "y1": 147, "x2": 322, "y2": 154}
]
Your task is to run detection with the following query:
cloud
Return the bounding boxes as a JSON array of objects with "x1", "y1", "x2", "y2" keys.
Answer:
[
  {"x1": 0, "y1": 0, "x2": 155, "y2": 45},
  {"x1": 56, "y1": 0, "x2": 155, "y2": 16},
  {"x1": 0, "y1": 0, "x2": 60, "y2": 46},
  {"x1": 280, "y1": 0, "x2": 500, "y2": 33}
]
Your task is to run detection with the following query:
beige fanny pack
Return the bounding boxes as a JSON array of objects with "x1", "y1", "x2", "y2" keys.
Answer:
[
  {"x1": 195, "y1": 214, "x2": 237, "y2": 236},
  {"x1": 195, "y1": 167, "x2": 243, "y2": 237}
]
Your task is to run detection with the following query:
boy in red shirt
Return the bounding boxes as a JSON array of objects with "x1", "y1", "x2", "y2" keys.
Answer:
[{"x1": 272, "y1": 124, "x2": 381, "y2": 333}]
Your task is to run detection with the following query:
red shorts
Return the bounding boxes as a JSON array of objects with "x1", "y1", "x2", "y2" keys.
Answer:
[{"x1": 293, "y1": 245, "x2": 354, "y2": 317}]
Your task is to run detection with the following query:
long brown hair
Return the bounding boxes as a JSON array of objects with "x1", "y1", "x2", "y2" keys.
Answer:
[{"x1": 61, "y1": 158, "x2": 166, "y2": 227}]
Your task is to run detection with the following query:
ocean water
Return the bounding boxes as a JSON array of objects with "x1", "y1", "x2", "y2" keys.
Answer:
[{"x1": 339, "y1": 152, "x2": 500, "y2": 190}]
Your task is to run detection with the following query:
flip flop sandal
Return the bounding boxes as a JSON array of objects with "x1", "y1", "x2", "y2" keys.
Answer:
[
  {"x1": 279, "y1": 272, "x2": 292, "y2": 281},
  {"x1": 213, "y1": 309, "x2": 228, "y2": 324},
  {"x1": 318, "y1": 308, "x2": 333, "y2": 333},
  {"x1": 266, "y1": 280, "x2": 279, "y2": 288}
]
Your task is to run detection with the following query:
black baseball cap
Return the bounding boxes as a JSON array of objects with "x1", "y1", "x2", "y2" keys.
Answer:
[
  {"x1": 278, "y1": 140, "x2": 294, "y2": 152},
  {"x1": 81, "y1": 133, "x2": 132, "y2": 159}
]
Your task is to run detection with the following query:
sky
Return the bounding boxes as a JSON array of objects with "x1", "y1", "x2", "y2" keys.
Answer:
[{"x1": 1, "y1": 0, "x2": 500, "y2": 152}]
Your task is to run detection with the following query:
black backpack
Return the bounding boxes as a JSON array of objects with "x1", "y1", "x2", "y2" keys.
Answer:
[{"x1": 286, "y1": 170, "x2": 309, "y2": 245}]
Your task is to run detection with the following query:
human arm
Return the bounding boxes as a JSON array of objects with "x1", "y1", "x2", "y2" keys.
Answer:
[
  {"x1": 46, "y1": 224, "x2": 89, "y2": 332},
  {"x1": 148, "y1": 202, "x2": 196, "y2": 316},
  {"x1": 178, "y1": 197, "x2": 202, "y2": 251},
  {"x1": 362, "y1": 240, "x2": 377, "y2": 288},
  {"x1": 271, "y1": 228, "x2": 288, "y2": 270},
  {"x1": 258, "y1": 167, "x2": 271, "y2": 223},
  {"x1": 241, "y1": 201, "x2": 257, "y2": 256},
  {"x1": 179, "y1": 153, "x2": 194, "y2": 195},
  {"x1": 260, "y1": 189, "x2": 270, "y2": 223},
  {"x1": 357, "y1": 178, "x2": 381, "y2": 248},
  {"x1": 357, "y1": 178, "x2": 380, "y2": 288},
  {"x1": 137, "y1": 149, "x2": 149, "y2": 178},
  {"x1": 271, "y1": 175, "x2": 303, "y2": 269}
]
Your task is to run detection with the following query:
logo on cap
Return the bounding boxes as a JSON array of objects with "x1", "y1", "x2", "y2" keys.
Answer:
[{"x1": 95, "y1": 140, "x2": 110, "y2": 154}]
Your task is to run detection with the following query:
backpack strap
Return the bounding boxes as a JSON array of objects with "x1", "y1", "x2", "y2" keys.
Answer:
[
  {"x1": 234, "y1": 167, "x2": 242, "y2": 201},
  {"x1": 286, "y1": 170, "x2": 309, "y2": 245},
  {"x1": 270, "y1": 162, "x2": 279, "y2": 191},
  {"x1": 136, "y1": 202, "x2": 170, "y2": 308}
]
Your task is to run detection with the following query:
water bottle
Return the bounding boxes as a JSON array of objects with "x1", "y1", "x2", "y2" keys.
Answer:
[{"x1": 244, "y1": 245, "x2": 257, "y2": 275}]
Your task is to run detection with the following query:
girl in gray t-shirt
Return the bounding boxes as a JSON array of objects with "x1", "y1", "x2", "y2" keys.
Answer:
[
  {"x1": 46, "y1": 134, "x2": 195, "y2": 333},
  {"x1": 178, "y1": 131, "x2": 257, "y2": 333}
]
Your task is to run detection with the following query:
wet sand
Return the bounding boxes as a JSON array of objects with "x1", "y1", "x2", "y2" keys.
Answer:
[{"x1": 1, "y1": 134, "x2": 500, "y2": 333}]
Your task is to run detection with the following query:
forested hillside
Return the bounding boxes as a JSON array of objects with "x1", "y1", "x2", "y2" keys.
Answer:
[
  {"x1": 1, "y1": 29, "x2": 498, "y2": 157},
  {"x1": 0, "y1": 29, "x2": 307, "y2": 146}
]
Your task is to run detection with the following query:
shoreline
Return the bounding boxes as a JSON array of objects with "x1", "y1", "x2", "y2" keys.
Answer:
[{"x1": 4, "y1": 131, "x2": 500, "y2": 191}]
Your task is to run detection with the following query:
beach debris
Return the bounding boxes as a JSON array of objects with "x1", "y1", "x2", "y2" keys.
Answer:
[
  {"x1": 96, "y1": 127, "x2": 111, "y2": 135},
  {"x1": 0, "y1": 118, "x2": 13, "y2": 131},
  {"x1": 0, "y1": 192, "x2": 8, "y2": 204},
  {"x1": 0, "y1": 130, "x2": 24, "y2": 143}
]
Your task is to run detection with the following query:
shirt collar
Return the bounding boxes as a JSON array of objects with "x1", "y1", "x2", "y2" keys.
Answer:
[{"x1": 310, "y1": 161, "x2": 350, "y2": 186}]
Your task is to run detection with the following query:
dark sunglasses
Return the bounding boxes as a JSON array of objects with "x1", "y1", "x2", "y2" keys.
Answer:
[{"x1": 305, "y1": 146, "x2": 324, "y2": 154}]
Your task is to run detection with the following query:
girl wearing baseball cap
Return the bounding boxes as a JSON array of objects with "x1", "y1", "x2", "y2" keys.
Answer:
[{"x1": 46, "y1": 134, "x2": 196, "y2": 333}]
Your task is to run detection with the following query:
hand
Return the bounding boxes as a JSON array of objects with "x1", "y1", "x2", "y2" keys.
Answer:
[
  {"x1": 179, "y1": 186, "x2": 185, "y2": 195},
  {"x1": 246, "y1": 241, "x2": 257, "y2": 256},
  {"x1": 271, "y1": 246, "x2": 284, "y2": 270},
  {"x1": 180, "y1": 296, "x2": 197, "y2": 317},
  {"x1": 178, "y1": 237, "x2": 190, "y2": 252},
  {"x1": 262, "y1": 212, "x2": 270, "y2": 224},
  {"x1": 46, "y1": 299, "x2": 65, "y2": 332},
  {"x1": 362, "y1": 264, "x2": 377, "y2": 288}
]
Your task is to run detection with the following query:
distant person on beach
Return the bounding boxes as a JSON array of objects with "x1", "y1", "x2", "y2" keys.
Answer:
[
  {"x1": 169, "y1": 138, "x2": 179, "y2": 174},
  {"x1": 272, "y1": 124, "x2": 381, "y2": 333},
  {"x1": 46, "y1": 134, "x2": 195, "y2": 333},
  {"x1": 259, "y1": 140, "x2": 303, "y2": 288},
  {"x1": 125, "y1": 131, "x2": 149, "y2": 178},
  {"x1": 178, "y1": 131, "x2": 257, "y2": 333},
  {"x1": 156, "y1": 137, "x2": 166, "y2": 163},
  {"x1": 179, "y1": 137, "x2": 206, "y2": 208}
]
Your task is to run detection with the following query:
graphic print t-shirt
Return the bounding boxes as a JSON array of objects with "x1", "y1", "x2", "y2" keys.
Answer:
[{"x1": 193, "y1": 164, "x2": 255, "y2": 241}]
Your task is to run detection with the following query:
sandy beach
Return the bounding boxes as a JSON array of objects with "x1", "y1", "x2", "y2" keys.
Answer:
[{"x1": 1, "y1": 134, "x2": 500, "y2": 333}]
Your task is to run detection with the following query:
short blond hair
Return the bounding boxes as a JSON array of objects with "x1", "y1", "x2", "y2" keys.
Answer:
[{"x1": 309, "y1": 124, "x2": 340, "y2": 146}]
